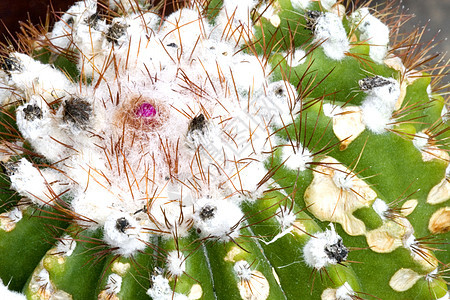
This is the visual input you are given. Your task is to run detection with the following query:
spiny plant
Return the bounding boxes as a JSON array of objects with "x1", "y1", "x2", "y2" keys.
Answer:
[{"x1": 0, "y1": 0, "x2": 448, "y2": 299}]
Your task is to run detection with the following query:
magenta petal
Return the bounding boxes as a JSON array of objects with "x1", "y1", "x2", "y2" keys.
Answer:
[{"x1": 135, "y1": 103, "x2": 157, "y2": 118}]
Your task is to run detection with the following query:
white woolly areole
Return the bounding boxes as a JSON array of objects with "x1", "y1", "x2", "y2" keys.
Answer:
[
  {"x1": 103, "y1": 214, "x2": 149, "y2": 257},
  {"x1": 403, "y1": 232, "x2": 416, "y2": 250},
  {"x1": 8, "y1": 158, "x2": 63, "y2": 206},
  {"x1": 49, "y1": 0, "x2": 97, "y2": 50},
  {"x1": 166, "y1": 251, "x2": 186, "y2": 277},
  {"x1": 105, "y1": 273, "x2": 122, "y2": 295},
  {"x1": 7, "y1": 53, "x2": 72, "y2": 101},
  {"x1": 372, "y1": 198, "x2": 389, "y2": 220},
  {"x1": 0, "y1": 279, "x2": 26, "y2": 300},
  {"x1": 281, "y1": 145, "x2": 313, "y2": 172},
  {"x1": 412, "y1": 132, "x2": 429, "y2": 150},
  {"x1": 291, "y1": 0, "x2": 311, "y2": 10},
  {"x1": 193, "y1": 197, "x2": 244, "y2": 241},
  {"x1": 7, "y1": 207, "x2": 22, "y2": 223},
  {"x1": 332, "y1": 171, "x2": 354, "y2": 191},
  {"x1": 147, "y1": 274, "x2": 188, "y2": 300},
  {"x1": 276, "y1": 206, "x2": 297, "y2": 230},
  {"x1": 360, "y1": 77, "x2": 400, "y2": 134},
  {"x1": 56, "y1": 235, "x2": 77, "y2": 257},
  {"x1": 323, "y1": 103, "x2": 343, "y2": 117},
  {"x1": 335, "y1": 282, "x2": 355, "y2": 300},
  {"x1": 314, "y1": 13, "x2": 349, "y2": 60},
  {"x1": 303, "y1": 224, "x2": 346, "y2": 269},
  {"x1": 351, "y1": 8, "x2": 389, "y2": 63},
  {"x1": 425, "y1": 268, "x2": 439, "y2": 282},
  {"x1": 286, "y1": 49, "x2": 307, "y2": 67},
  {"x1": 234, "y1": 260, "x2": 252, "y2": 281}
]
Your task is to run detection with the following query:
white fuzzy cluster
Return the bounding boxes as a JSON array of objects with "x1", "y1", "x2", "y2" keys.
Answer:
[
  {"x1": 147, "y1": 274, "x2": 188, "y2": 300},
  {"x1": 412, "y1": 131, "x2": 430, "y2": 151},
  {"x1": 313, "y1": 13, "x2": 349, "y2": 60},
  {"x1": 233, "y1": 260, "x2": 252, "y2": 281},
  {"x1": 8, "y1": 158, "x2": 66, "y2": 206},
  {"x1": 335, "y1": 282, "x2": 356, "y2": 300},
  {"x1": 351, "y1": 8, "x2": 390, "y2": 63},
  {"x1": 275, "y1": 206, "x2": 297, "y2": 230},
  {"x1": 166, "y1": 251, "x2": 186, "y2": 277},
  {"x1": 0, "y1": 53, "x2": 72, "y2": 104},
  {"x1": 303, "y1": 224, "x2": 346, "y2": 269},
  {"x1": 55, "y1": 235, "x2": 77, "y2": 257},
  {"x1": 360, "y1": 76, "x2": 400, "y2": 133},
  {"x1": 281, "y1": 144, "x2": 313, "y2": 172},
  {"x1": 0, "y1": 0, "x2": 293, "y2": 255},
  {"x1": 7, "y1": 207, "x2": 22, "y2": 223},
  {"x1": 103, "y1": 214, "x2": 149, "y2": 256},
  {"x1": 0, "y1": 279, "x2": 26, "y2": 300},
  {"x1": 372, "y1": 198, "x2": 389, "y2": 220},
  {"x1": 193, "y1": 197, "x2": 244, "y2": 241},
  {"x1": 332, "y1": 171, "x2": 354, "y2": 191},
  {"x1": 104, "y1": 273, "x2": 122, "y2": 295}
]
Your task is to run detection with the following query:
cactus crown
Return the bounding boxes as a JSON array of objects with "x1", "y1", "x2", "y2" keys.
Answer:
[{"x1": 0, "y1": 0, "x2": 448, "y2": 299}]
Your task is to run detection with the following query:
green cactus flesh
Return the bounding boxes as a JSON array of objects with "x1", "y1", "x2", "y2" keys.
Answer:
[{"x1": 0, "y1": 0, "x2": 448, "y2": 299}]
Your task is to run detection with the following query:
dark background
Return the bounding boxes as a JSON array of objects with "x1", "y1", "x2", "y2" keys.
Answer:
[{"x1": 0, "y1": 0, "x2": 448, "y2": 83}]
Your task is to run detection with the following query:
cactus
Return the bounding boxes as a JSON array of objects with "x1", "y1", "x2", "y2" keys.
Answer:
[{"x1": 0, "y1": 0, "x2": 448, "y2": 299}]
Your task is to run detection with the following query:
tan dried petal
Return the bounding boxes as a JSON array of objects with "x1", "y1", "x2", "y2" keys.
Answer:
[
  {"x1": 188, "y1": 284, "x2": 203, "y2": 300},
  {"x1": 321, "y1": 288, "x2": 337, "y2": 300},
  {"x1": 237, "y1": 270, "x2": 270, "y2": 300},
  {"x1": 411, "y1": 248, "x2": 438, "y2": 272},
  {"x1": 427, "y1": 178, "x2": 450, "y2": 204},
  {"x1": 304, "y1": 157, "x2": 377, "y2": 236},
  {"x1": 396, "y1": 81, "x2": 407, "y2": 110},
  {"x1": 332, "y1": 107, "x2": 365, "y2": 150},
  {"x1": 428, "y1": 207, "x2": 450, "y2": 234},
  {"x1": 98, "y1": 291, "x2": 119, "y2": 300},
  {"x1": 111, "y1": 262, "x2": 130, "y2": 276},
  {"x1": 389, "y1": 268, "x2": 421, "y2": 292},
  {"x1": 401, "y1": 199, "x2": 418, "y2": 216},
  {"x1": 366, "y1": 218, "x2": 412, "y2": 253},
  {"x1": 421, "y1": 146, "x2": 449, "y2": 162}
]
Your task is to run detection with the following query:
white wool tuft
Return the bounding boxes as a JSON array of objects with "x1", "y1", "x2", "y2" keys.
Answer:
[
  {"x1": 166, "y1": 251, "x2": 186, "y2": 277},
  {"x1": 286, "y1": 49, "x2": 307, "y2": 67},
  {"x1": 303, "y1": 224, "x2": 347, "y2": 269},
  {"x1": 8, "y1": 159, "x2": 66, "y2": 206},
  {"x1": 351, "y1": 8, "x2": 389, "y2": 63},
  {"x1": 103, "y1": 214, "x2": 149, "y2": 257},
  {"x1": 147, "y1": 274, "x2": 188, "y2": 300},
  {"x1": 281, "y1": 145, "x2": 313, "y2": 172},
  {"x1": 0, "y1": 279, "x2": 26, "y2": 300},
  {"x1": 412, "y1": 132, "x2": 429, "y2": 150},
  {"x1": 335, "y1": 282, "x2": 355, "y2": 300},
  {"x1": 56, "y1": 235, "x2": 77, "y2": 257},
  {"x1": 104, "y1": 273, "x2": 122, "y2": 295},
  {"x1": 193, "y1": 197, "x2": 244, "y2": 241},
  {"x1": 314, "y1": 13, "x2": 349, "y2": 60},
  {"x1": 360, "y1": 76, "x2": 400, "y2": 134},
  {"x1": 276, "y1": 206, "x2": 297, "y2": 230},
  {"x1": 372, "y1": 198, "x2": 389, "y2": 220},
  {"x1": 332, "y1": 171, "x2": 354, "y2": 191},
  {"x1": 234, "y1": 260, "x2": 252, "y2": 281}
]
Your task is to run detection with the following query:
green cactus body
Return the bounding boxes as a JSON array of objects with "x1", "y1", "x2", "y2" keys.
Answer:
[{"x1": 0, "y1": 0, "x2": 448, "y2": 299}]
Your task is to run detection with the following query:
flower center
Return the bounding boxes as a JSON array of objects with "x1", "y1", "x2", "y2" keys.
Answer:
[{"x1": 135, "y1": 102, "x2": 157, "y2": 118}]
